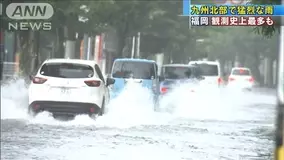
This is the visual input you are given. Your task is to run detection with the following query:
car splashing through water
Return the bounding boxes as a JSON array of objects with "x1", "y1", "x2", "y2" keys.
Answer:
[
  {"x1": 0, "y1": 0, "x2": 280, "y2": 159},
  {"x1": 0, "y1": 77, "x2": 276, "y2": 159}
]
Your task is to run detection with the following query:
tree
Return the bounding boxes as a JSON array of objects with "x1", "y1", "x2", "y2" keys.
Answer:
[
  {"x1": 139, "y1": 1, "x2": 210, "y2": 62},
  {"x1": 201, "y1": 26, "x2": 278, "y2": 84},
  {"x1": 87, "y1": 0, "x2": 160, "y2": 57},
  {"x1": 252, "y1": 0, "x2": 281, "y2": 37},
  {"x1": 2, "y1": 0, "x2": 91, "y2": 75}
]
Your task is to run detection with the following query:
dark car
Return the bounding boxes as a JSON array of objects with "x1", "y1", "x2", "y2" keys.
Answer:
[{"x1": 159, "y1": 64, "x2": 204, "y2": 94}]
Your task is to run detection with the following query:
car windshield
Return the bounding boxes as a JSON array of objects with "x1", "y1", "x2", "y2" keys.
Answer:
[
  {"x1": 193, "y1": 63, "x2": 218, "y2": 76},
  {"x1": 39, "y1": 63, "x2": 94, "y2": 78},
  {"x1": 112, "y1": 61, "x2": 155, "y2": 79},
  {"x1": 232, "y1": 69, "x2": 251, "y2": 76},
  {"x1": 162, "y1": 66, "x2": 195, "y2": 79}
]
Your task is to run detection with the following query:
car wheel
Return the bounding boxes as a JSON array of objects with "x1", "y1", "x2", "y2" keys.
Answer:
[
  {"x1": 99, "y1": 98, "x2": 105, "y2": 116},
  {"x1": 53, "y1": 114, "x2": 75, "y2": 121},
  {"x1": 242, "y1": 88, "x2": 252, "y2": 92},
  {"x1": 89, "y1": 114, "x2": 97, "y2": 120},
  {"x1": 28, "y1": 106, "x2": 37, "y2": 117},
  {"x1": 154, "y1": 101, "x2": 159, "y2": 112},
  {"x1": 154, "y1": 95, "x2": 159, "y2": 112}
]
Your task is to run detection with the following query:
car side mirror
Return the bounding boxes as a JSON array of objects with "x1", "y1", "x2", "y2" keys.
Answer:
[
  {"x1": 106, "y1": 77, "x2": 115, "y2": 86},
  {"x1": 159, "y1": 76, "x2": 165, "y2": 81}
]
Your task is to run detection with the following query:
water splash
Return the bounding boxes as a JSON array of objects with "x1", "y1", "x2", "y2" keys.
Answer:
[
  {"x1": 1, "y1": 79, "x2": 29, "y2": 119},
  {"x1": 0, "y1": 79, "x2": 276, "y2": 127}
]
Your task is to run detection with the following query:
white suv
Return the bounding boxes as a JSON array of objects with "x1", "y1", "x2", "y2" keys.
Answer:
[{"x1": 28, "y1": 59, "x2": 115, "y2": 119}]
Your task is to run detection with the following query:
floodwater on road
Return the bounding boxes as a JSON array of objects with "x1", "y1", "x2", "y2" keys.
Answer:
[{"x1": 1, "y1": 80, "x2": 276, "y2": 160}]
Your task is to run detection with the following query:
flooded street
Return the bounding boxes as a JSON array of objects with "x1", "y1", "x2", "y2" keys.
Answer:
[
  {"x1": 1, "y1": 0, "x2": 282, "y2": 159},
  {"x1": 1, "y1": 80, "x2": 276, "y2": 160}
]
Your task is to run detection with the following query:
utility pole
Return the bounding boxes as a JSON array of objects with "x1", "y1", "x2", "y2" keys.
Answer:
[
  {"x1": 275, "y1": 0, "x2": 284, "y2": 159},
  {"x1": 64, "y1": 26, "x2": 76, "y2": 59},
  {"x1": 136, "y1": 32, "x2": 140, "y2": 58},
  {"x1": 87, "y1": 37, "x2": 92, "y2": 60},
  {"x1": 34, "y1": 31, "x2": 40, "y2": 70},
  {"x1": 279, "y1": 0, "x2": 284, "y2": 105},
  {"x1": 0, "y1": 29, "x2": 3, "y2": 80},
  {"x1": 83, "y1": 34, "x2": 88, "y2": 60},
  {"x1": 131, "y1": 36, "x2": 135, "y2": 58}
]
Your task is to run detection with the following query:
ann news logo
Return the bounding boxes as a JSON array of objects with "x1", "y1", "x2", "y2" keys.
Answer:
[{"x1": 6, "y1": 3, "x2": 54, "y2": 31}]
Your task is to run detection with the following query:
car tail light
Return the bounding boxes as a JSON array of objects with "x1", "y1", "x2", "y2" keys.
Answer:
[
  {"x1": 160, "y1": 87, "x2": 168, "y2": 94},
  {"x1": 218, "y1": 77, "x2": 222, "y2": 85},
  {"x1": 84, "y1": 80, "x2": 101, "y2": 87},
  {"x1": 248, "y1": 77, "x2": 254, "y2": 82},
  {"x1": 89, "y1": 107, "x2": 95, "y2": 113},
  {"x1": 33, "y1": 104, "x2": 40, "y2": 111},
  {"x1": 229, "y1": 77, "x2": 235, "y2": 81},
  {"x1": 32, "y1": 77, "x2": 47, "y2": 84}
]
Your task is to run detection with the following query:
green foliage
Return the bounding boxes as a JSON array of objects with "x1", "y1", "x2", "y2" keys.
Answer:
[
  {"x1": 198, "y1": 26, "x2": 278, "y2": 82},
  {"x1": 136, "y1": 1, "x2": 209, "y2": 61},
  {"x1": 199, "y1": 26, "x2": 278, "y2": 69},
  {"x1": 252, "y1": 0, "x2": 281, "y2": 37},
  {"x1": 202, "y1": 27, "x2": 278, "y2": 57},
  {"x1": 5, "y1": 0, "x2": 279, "y2": 73}
]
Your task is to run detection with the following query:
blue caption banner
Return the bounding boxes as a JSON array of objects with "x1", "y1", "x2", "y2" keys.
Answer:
[{"x1": 183, "y1": 0, "x2": 284, "y2": 16}]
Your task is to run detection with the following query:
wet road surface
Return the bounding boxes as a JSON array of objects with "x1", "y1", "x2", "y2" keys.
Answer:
[{"x1": 1, "y1": 81, "x2": 276, "y2": 160}]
